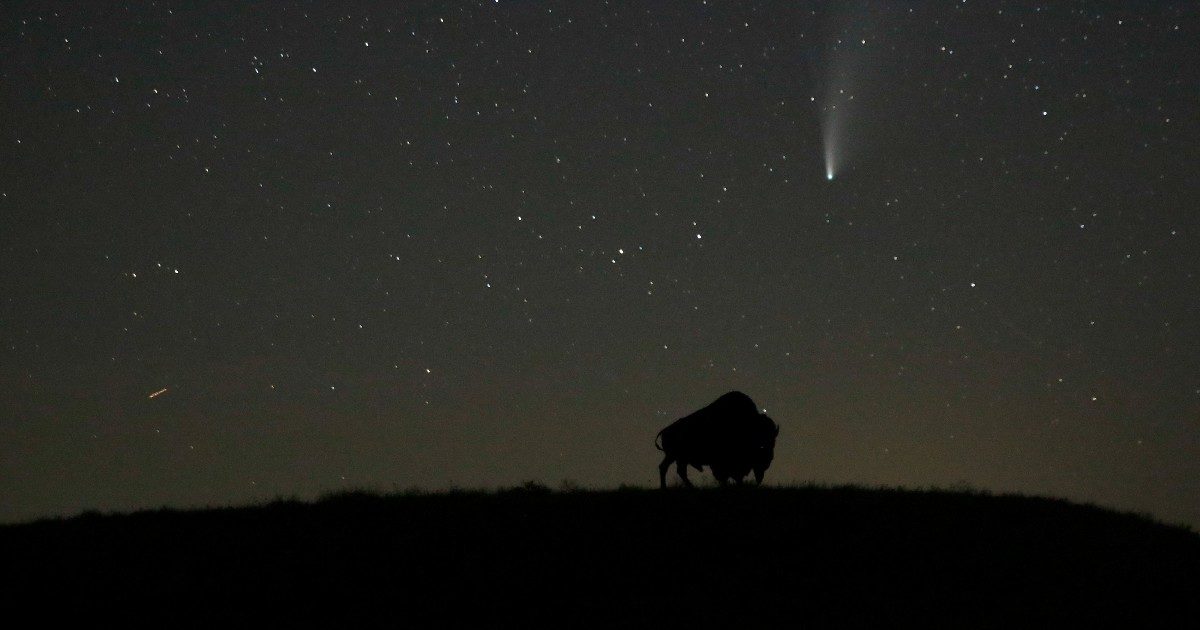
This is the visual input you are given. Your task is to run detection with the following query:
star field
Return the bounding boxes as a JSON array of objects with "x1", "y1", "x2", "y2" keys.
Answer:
[{"x1": 1, "y1": 1, "x2": 1198, "y2": 526}]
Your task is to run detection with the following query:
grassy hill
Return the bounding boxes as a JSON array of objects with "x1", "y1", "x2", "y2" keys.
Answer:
[{"x1": 2, "y1": 484, "x2": 1197, "y2": 626}]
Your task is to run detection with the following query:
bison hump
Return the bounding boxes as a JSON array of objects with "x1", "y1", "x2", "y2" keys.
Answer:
[{"x1": 711, "y1": 390, "x2": 758, "y2": 414}]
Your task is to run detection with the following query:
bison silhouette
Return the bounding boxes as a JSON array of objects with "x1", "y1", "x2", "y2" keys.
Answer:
[{"x1": 655, "y1": 391, "x2": 779, "y2": 488}]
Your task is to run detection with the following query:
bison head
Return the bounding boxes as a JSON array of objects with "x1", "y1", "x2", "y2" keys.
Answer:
[{"x1": 747, "y1": 415, "x2": 779, "y2": 484}]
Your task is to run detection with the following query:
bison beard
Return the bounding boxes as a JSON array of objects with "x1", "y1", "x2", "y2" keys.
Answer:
[{"x1": 655, "y1": 391, "x2": 779, "y2": 488}]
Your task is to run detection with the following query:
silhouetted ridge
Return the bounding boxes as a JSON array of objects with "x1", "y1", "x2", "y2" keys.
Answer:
[{"x1": 2, "y1": 485, "x2": 1197, "y2": 626}]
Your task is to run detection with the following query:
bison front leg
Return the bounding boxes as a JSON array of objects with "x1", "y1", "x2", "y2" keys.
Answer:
[
  {"x1": 710, "y1": 466, "x2": 729, "y2": 486},
  {"x1": 753, "y1": 467, "x2": 766, "y2": 485}
]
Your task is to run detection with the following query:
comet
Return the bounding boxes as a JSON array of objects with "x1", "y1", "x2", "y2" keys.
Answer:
[
  {"x1": 821, "y1": 101, "x2": 843, "y2": 182},
  {"x1": 148, "y1": 387, "x2": 169, "y2": 399},
  {"x1": 821, "y1": 5, "x2": 880, "y2": 185}
]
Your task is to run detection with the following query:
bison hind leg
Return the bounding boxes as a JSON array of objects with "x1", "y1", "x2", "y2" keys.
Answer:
[
  {"x1": 676, "y1": 460, "x2": 694, "y2": 487},
  {"x1": 658, "y1": 455, "x2": 674, "y2": 489}
]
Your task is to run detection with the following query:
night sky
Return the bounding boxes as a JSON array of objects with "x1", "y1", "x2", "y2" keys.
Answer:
[{"x1": 2, "y1": 1, "x2": 1198, "y2": 527}]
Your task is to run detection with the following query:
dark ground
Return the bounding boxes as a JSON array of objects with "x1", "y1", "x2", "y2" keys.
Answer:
[{"x1": 2, "y1": 485, "x2": 1197, "y2": 626}]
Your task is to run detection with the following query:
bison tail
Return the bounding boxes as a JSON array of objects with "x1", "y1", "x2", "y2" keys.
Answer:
[{"x1": 654, "y1": 429, "x2": 665, "y2": 451}]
